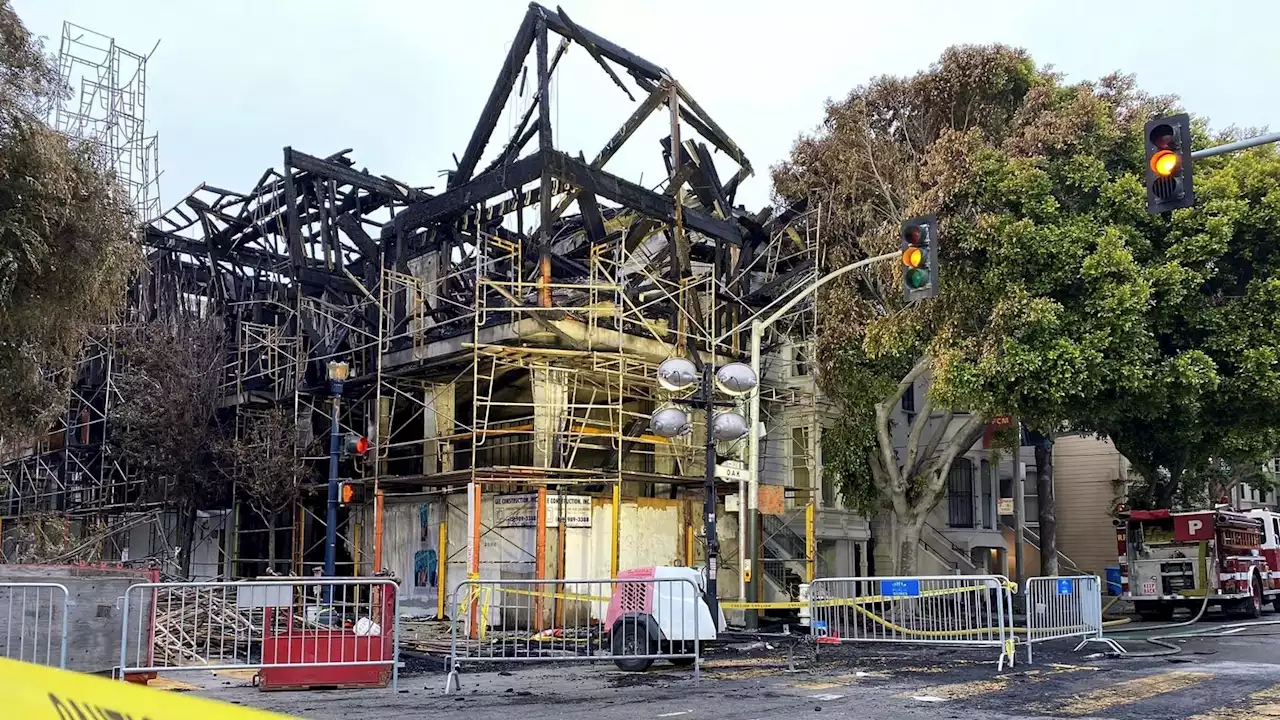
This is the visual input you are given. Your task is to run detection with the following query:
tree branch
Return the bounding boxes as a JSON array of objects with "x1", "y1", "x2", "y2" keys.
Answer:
[
  {"x1": 874, "y1": 355, "x2": 933, "y2": 493},
  {"x1": 909, "y1": 409, "x2": 954, "y2": 479},
  {"x1": 921, "y1": 413, "x2": 989, "y2": 505},
  {"x1": 904, "y1": 394, "x2": 936, "y2": 470}
]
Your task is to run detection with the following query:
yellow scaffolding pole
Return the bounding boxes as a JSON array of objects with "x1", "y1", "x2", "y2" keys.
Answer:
[
  {"x1": 805, "y1": 502, "x2": 816, "y2": 581},
  {"x1": 611, "y1": 483, "x2": 621, "y2": 577}
]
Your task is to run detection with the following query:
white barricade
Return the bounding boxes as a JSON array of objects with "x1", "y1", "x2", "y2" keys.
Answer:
[
  {"x1": 808, "y1": 575, "x2": 1017, "y2": 670},
  {"x1": 0, "y1": 582, "x2": 69, "y2": 668},
  {"x1": 1023, "y1": 575, "x2": 1123, "y2": 662},
  {"x1": 118, "y1": 578, "x2": 399, "y2": 691},
  {"x1": 445, "y1": 574, "x2": 704, "y2": 693}
]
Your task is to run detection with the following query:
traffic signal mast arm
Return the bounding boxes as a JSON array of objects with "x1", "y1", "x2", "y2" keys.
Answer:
[{"x1": 1191, "y1": 130, "x2": 1280, "y2": 160}]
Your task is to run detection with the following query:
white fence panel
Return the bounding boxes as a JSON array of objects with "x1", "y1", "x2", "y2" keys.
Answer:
[
  {"x1": 809, "y1": 575, "x2": 1016, "y2": 670},
  {"x1": 0, "y1": 582, "x2": 69, "y2": 668},
  {"x1": 445, "y1": 575, "x2": 704, "y2": 692}
]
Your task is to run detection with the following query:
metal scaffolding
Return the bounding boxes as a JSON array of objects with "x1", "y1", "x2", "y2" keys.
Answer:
[{"x1": 49, "y1": 22, "x2": 161, "y2": 223}]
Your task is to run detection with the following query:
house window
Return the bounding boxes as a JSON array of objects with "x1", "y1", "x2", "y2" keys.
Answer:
[
  {"x1": 791, "y1": 425, "x2": 811, "y2": 499},
  {"x1": 980, "y1": 459, "x2": 993, "y2": 529},
  {"x1": 793, "y1": 343, "x2": 811, "y2": 377},
  {"x1": 902, "y1": 384, "x2": 916, "y2": 425},
  {"x1": 947, "y1": 458, "x2": 975, "y2": 528}
]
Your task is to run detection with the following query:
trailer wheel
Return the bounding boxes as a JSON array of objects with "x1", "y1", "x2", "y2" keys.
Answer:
[{"x1": 611, "y1": 617, "x2": 656, "y2": 672}]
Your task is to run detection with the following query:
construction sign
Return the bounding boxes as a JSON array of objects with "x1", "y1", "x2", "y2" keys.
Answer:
[{"x1": 0, "y1": 657, "x2": 294, "y2": 719}]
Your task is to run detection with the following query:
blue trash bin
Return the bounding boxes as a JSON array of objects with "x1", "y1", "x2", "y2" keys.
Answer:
[{"x1": 1105, "y1": 566, "x2": 1122, "y2": 596}]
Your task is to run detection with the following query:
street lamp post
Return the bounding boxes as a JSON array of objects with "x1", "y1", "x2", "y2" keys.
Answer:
[
  {"x1": 325, "y1": 360, "x2": 350, "y2": 583},
  {"x1": 743, "y1": 250, "x2": 898, "y2": 629},
  {"x1": 650, "y1": 356, "x2": 757, "y2": 623}
]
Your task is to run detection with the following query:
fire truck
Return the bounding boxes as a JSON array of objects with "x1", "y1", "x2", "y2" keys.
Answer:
[{"x1": 1117, "y1": 507, "x2": 1280, "y2": 621}]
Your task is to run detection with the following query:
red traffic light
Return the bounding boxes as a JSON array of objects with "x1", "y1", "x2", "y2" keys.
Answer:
[{"x1": 343, "y1": 433, "x2": 370, "y2": 458}]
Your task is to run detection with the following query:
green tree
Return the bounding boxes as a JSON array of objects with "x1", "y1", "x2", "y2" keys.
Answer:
[
  {"x1": 0, "y1": 2, "x2": 137, "y2": 436},
  {"x1": 773, "y1": 45, "x2": 1280, "y2": 571},
  {"x1": 1079, "y1": 136, "x2": 1280, "y2": 508}
]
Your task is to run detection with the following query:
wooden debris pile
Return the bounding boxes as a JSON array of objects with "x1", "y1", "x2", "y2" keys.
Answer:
[{"x1": 152, "y1": 589, "x2": 262, "y2": 666}]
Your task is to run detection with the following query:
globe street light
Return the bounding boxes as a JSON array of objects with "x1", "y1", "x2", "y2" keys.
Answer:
[{"x1": 649, "y1": 356, "x2": 756, "y2": 623}]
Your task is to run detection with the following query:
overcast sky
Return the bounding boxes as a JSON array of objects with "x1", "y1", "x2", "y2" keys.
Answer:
[{"x1": 13, "y1": 0, "x2": 1280, "y2": 215}]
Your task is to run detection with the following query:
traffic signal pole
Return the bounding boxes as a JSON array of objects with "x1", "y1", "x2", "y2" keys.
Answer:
[
  {"x1": 743, "y1": 249, "x2": 897, "y2": 629},
  {"x1": 1191, "y1": 131, "x2": 1280, "y2": 160},
  {"x1": 325, "y1": 378, "x2": 343, "y2": 580}
]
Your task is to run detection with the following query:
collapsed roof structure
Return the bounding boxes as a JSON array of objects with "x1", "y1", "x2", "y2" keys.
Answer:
[{"x1": 3, "y1": 4, "x2": 824, "y2": 586}]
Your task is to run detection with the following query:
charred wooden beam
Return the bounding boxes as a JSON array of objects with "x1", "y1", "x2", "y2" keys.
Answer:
[
  {"x1": 536, "y1": 15, "x2": 554, "y2": 260},
  {"x1": 546, "y1": 151, "x2": 741, "y2": 245},
  {"x1": 335, "y1": 215, "x2": 380, "y2": 260},
  {"x1": 142, "y1": 227, "x2": 353, "y2": 292},
  {"x1": 287, "y1": 147, "x2": 427, "y2": 201},
  {"x1": 389, "y1": 151, "x2": 546, "y2": 238},
  {"x1": 280, "y1": 152, "x2": 307, "y2": 275},
  {"x1": 674, "y1": 83, "x2": 752, "y2": 176},
  {"x1": 535, "y1": 2, "x2": 664, "y2": 81},
  {"x1": 548, "y1": 80, "x2": 669, "y2": 223},
  {"x1": 552, "y1": 5, "x2": 634, "y2": 101},
  {"x1": 452, "y1": 10, "x2": 538, "y2": 187},
  {"x1": 692, "y1": 142, "x2": 730, "y2": 218},
  {"x1": 577, "y1": 192, "x2": 607, "y2": 244},
  {"x1": 480, "y1": 36, "x2": 569, "y2": 178}
]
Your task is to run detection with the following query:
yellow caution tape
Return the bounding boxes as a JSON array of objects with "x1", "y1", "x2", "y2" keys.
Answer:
[{"x1": 0, "y1": 657, "x2": 294, "y2": 719}]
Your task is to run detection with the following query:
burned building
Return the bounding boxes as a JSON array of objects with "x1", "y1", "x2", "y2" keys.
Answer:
[{"x1": 1, "y1": 4, "x2": 871, "y2": 614}]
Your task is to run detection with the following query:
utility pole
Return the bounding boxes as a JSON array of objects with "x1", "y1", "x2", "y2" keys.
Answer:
[
  {"x1": 701, "y1": 363, "x2": 720, "y2": 622},
  {"x1": 1014, "y1": 459, "x2": 1026, "y2": 591},
  {"x1": 650, "y1": 358, "x2": 756, "y2": 626}
]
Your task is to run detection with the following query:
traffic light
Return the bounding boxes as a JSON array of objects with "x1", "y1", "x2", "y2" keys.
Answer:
[
  {"x1": 341, "y1": 433, "x2": 370, "y2": 461},
  {"x1": 899, "y1": 215, "x2": 939, "y2": 302},
  {"x1": 338, "y1": 481, "x2": 365, "y2": 506},
  {"x1": 1144, "y1": 113, "x2": 1195, "y2": 213}
]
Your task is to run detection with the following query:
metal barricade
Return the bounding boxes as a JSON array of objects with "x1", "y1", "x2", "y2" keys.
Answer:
[
  {"x1": 809, "y1": 575, "x2": 1017, "y2": 670},
  {"x1": 445, "y1": 575, "x2": 704, "y2": 693},
  {"x1": 0, "y1": 582, "x2": 69, "y2": 668},
  {"x1": 1023, "y1": 575, "x2": 1123, "y2": 662},
  {"x1": 119, "y1": 578, "x2": 399, "y2": 690}
]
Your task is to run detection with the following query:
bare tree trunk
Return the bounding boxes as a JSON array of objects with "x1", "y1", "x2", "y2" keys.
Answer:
[
  {"x1": 896, "y1": 520, "x2": 923, "y2": 577},
  {"x1": 1034, "y1": 434, "x2": 1058, "y2": 576},
  {"x1": 267, "y1": 513, "x2": 277, "y2": 575},
  {"x1": 178, "y1": 505, "x2": 197, "y2": 578}
]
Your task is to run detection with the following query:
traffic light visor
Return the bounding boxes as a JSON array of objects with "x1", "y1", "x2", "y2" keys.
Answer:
[
  {"x1": 1150, "y1": 150, "x2": 1179, "y2": 177},
  {"x1": 902, "y1": 246, "x2": 924, "y2": 268}
]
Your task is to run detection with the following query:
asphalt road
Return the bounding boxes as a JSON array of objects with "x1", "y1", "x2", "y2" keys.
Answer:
[{"x1": 170, "y1": 619, "x2": 1280, "y2": 720}]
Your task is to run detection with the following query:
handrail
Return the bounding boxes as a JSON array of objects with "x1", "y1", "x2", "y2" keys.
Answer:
[
  {"x1": 922, "y1": 521, "x2": 977, "y2": 569},
  {"x1": 1001, "y1": 517, "x2": 1081, "y2": 573}
]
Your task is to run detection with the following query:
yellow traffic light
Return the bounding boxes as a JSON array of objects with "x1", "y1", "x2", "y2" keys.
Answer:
[
  {"x1": 1150, "y1": 149, "x2": 1179, "y2": 177},
  {"x1": 902, "y1": 246, "x2": 924, "y2": 268}
]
